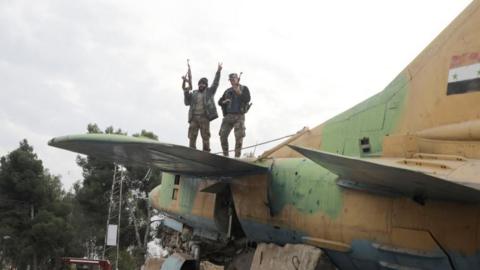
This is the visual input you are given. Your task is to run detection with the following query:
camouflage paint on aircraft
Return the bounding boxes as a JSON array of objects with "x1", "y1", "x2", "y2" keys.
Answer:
[
  {"x1": 154, "y1": 173, "x2": 175, "y2": 209},
  {"x1": 321, "y1": 72, "x2": 408, "y2": 156},
  {"x1": 50, "y1": 1, "x2": 480, "y2": 269},
  {"x1": 269, "y1": 158, "x2": 343, "y2": 218}
]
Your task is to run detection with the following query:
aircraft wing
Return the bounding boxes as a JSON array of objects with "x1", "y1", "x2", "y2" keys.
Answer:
[
  {"x1": 49, "y1": 134, "x2": 268, "y2": 177},
  {"x1": 289, "y1": 145, "x2": 480, "y2": 203}
]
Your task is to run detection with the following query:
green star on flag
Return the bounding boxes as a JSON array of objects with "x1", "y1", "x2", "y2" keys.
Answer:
[{"x1": 453, "y1": 74, "x2": 458, "y2": 80}]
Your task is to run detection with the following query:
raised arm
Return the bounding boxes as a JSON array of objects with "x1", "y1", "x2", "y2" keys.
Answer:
[{"x1": 209, "y1": 63, "x2": 222, "y2": 95}]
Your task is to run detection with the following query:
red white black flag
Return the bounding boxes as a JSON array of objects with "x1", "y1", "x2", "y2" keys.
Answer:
[{"x1": 447, "y1": 53, "x2": 480, "y2": 95}]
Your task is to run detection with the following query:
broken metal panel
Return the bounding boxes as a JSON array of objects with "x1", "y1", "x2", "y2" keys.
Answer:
[
  {"x1": 192, "y1": 227, "x2": 219, "y2": 241},
  {"x1": 163, "y1": 217, "x2": 183, "y2": 233},
  {"x1": 161, "y1": 211, "x2": 220, "y2": 241},
  {"x1": 160, "y1": 253, "x2": 194, "y2": 270}
]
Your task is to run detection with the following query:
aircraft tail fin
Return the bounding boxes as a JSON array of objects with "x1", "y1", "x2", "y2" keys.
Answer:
[
  {"x1": 393, "y1": 0, "x2": 480, "y2": 136},
  {"x1": 263, "y1": 1, "x2": 480, "y2": 160}
]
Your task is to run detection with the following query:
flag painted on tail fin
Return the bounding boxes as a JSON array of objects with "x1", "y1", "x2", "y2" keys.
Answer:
[{"x1": 447, "y1": 52, "x2": 480, "y2": 95}]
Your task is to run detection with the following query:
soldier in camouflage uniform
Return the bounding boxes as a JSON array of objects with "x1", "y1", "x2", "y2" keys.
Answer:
[
  {"x1": 218, "y1": 73, "x2": 251, "y2": 157},
  {"x1": 183, "y1": 63, "x2": 222, "y2": 152}
]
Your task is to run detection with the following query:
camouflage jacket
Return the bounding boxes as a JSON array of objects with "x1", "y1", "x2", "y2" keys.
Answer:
[
  {"x1": 218, "y1": 85, "x2": 251, "y2": 116},
  {"x1": 184, "y1": 71, "x2": 220, "y2": 122}
]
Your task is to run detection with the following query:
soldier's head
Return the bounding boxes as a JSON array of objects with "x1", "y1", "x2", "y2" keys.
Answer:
[
  {"x1": 229, "y1": 73, "x2": 239, "y2": 86},
  {"x1": 198, "y1": 77, "x2": 208, "y2": 91}
]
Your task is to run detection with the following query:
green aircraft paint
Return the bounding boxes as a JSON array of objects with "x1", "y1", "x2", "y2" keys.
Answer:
[
  {"x1": 156, "y1": 173, "x2": 175, "y2": 208},
  {"x1": 179, "y1": 176, "x2": 201, "y2": 214},
  {"x1": 151, "y1": 173, "x2": 202, "y2": 215},
  {"x1": 151, "y1": 71, "x2": 407, "y2": 220},
  {"x1": 269, "y1": 158, "x2": 343, "y2": 218},
  {"x1": 49, "y1": 133, "x2": 158, "y2": 145},
  {"x1": 321, "y1": 72, "x2": 408, "y2": 156}
]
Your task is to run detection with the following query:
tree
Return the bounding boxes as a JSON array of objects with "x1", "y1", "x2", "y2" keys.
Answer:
[
  {"x1": 73, "y1": 124, "x2": 161, "y2": 269},
  {"x1": 0, "y1": 140, "x2": 75, "y2": 270},
  {"x1": 72, "y1": 124, "x2": 125, "y2": 258},
  {"x1": 126, "y1": 130, "x2": 162, "y2": 266}
]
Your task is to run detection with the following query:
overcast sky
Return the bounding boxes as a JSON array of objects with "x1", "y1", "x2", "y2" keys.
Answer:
[{"x1": 0, "y1": 0, "x2": 472, "y2": 189}]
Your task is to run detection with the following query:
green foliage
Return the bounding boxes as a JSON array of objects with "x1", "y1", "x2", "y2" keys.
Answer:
[
  {"x1": 106, "y1": 249, "x2": 136, "y2": 270},
  {"x1": 0, "y1": 125, "x2": 162, "y2": 269},
  {"x1": 0, "y1": 139, "x2": 75, "y2": 270},
  {"x1": 118, "y1": 249, "x2": 136, "y2": 270},
  {"x1": 73, "y1": 124, "x2": 122, "y2": 253},
  {"x1": 0, "y1": 139, "x2": 46, "y2": 206},
  {"x1": 133, "y1": 129, "x2": 159, "y2": 141},
  {"x1": 73, "y1": 124, "x2": 161, "y2": 268},
  {"x1": 30, "y1": 210, "x2": 74, "y2": 261}
]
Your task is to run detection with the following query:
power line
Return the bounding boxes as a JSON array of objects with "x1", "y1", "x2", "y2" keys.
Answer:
[{"x1": 214, "y1": 132, "x2": 297, "y2": 155}]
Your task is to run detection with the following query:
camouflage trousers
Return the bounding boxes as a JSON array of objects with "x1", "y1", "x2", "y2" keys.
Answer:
[
  {"x1": 219, "y1": 114, "x2": 245, "y2": 157},
  {"x1": 188, "y1": 115, "x2": 210, "y2": 152}
]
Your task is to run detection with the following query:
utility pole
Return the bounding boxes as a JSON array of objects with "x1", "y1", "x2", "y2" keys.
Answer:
[
  {"x1": 116, "y1": 167, "x2": 124, "y2": 270},
  {"x1": 103, "y1": 164, "x2": 126, "y2": 270}
]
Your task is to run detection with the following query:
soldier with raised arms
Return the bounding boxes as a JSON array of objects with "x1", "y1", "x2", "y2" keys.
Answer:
[{"x1": 183, "y1": 62, "x2": 222, "y2": 152}]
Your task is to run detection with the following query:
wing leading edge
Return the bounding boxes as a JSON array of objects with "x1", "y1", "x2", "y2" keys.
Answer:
[
  {"x1": 289, "y1": 145, "x2": 480, "y2": 203},
  {"x1": 49, "y1": 134, "x2": 268, "y2": 177}
]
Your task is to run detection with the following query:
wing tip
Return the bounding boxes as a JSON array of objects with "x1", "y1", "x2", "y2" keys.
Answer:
[
  {"x1": 48, "y1": 136, "x2": 67, "y2": 147},
  {"x1": 287, "y1": 144, "x2": 305, "y2": 153},
  {"x1": 288, "y1": 144, "x2": 319, "y2": 159}
]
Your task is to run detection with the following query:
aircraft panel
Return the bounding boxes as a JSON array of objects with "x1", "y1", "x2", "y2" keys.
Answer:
[{"x1": 290, "y1": 145, "x2": 480, "y2": 203}]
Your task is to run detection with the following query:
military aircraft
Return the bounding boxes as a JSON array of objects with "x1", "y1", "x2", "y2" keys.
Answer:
[{"x1": 50, "y1": 1, "x2": 480, "y2": 269}]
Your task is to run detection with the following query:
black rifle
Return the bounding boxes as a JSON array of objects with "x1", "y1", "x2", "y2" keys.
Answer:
[
  {"x1": 238, "y1": 72, "x2": 253, "y2": 113},
  {"x1": 182, "y1": 59, "x2": 192, "y2": 91},
  {"x1": 220, "y1": 72, "x2": 252, "y2": 115}
]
